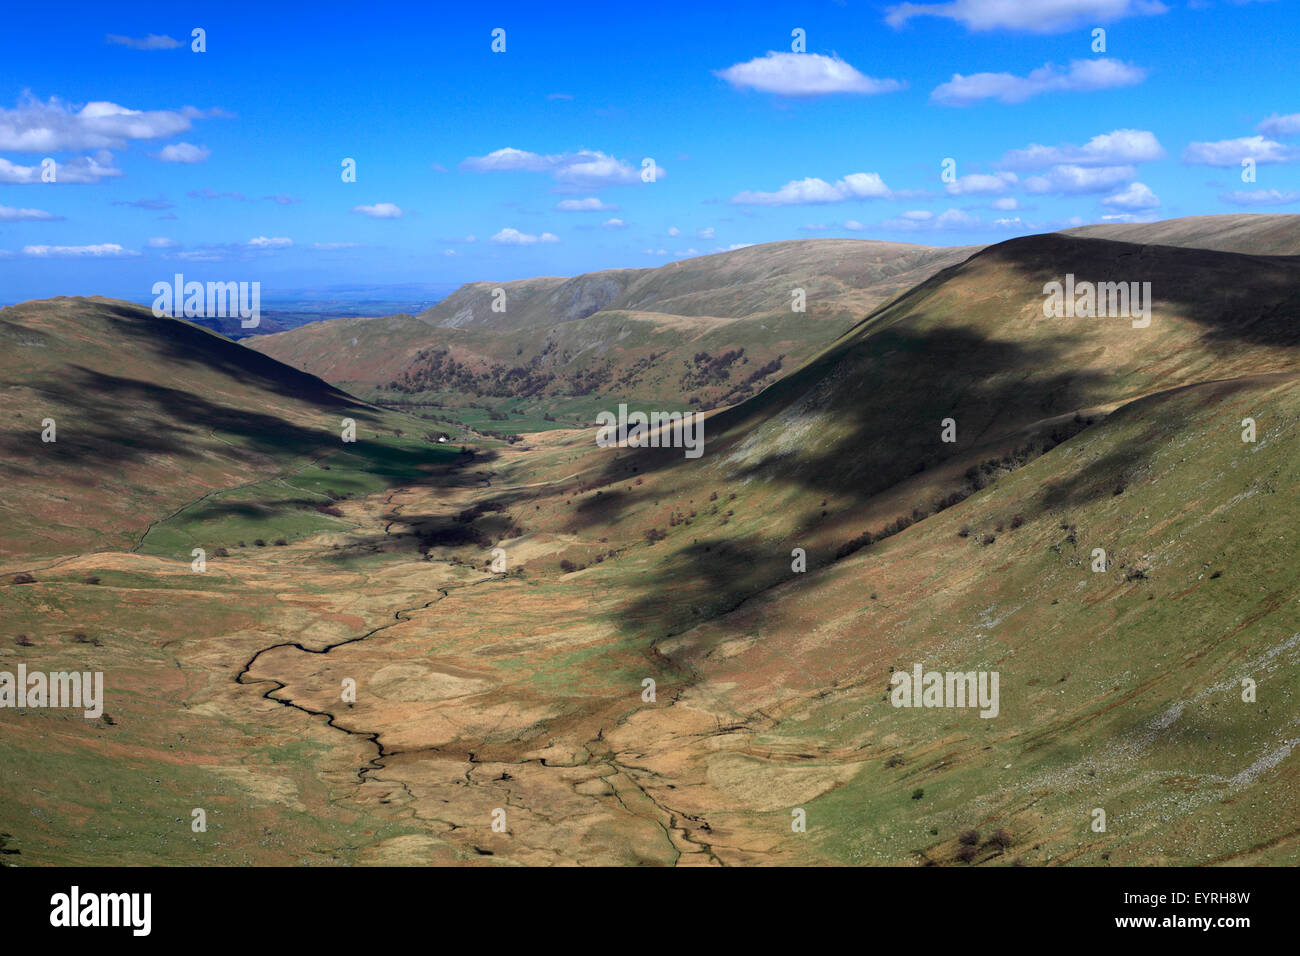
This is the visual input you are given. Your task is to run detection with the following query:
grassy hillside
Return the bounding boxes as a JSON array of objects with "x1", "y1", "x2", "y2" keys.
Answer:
[
  {"x1": 0, "y1": 297, "x2": 466, "y2": 563},
  {"x1": 249, "y1": 239, "x2": 981, "y2": 429},
  {"x1": 1062, "y1": 213, "x2": 1300, "y2": 255},
  {"x1": 2, "y1": 221, "x2": 1297, "y2": 866}
]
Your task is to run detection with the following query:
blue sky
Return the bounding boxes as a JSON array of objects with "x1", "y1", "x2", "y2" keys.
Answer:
[{"x1": 1, "y1": 0, "x2": 1297, "y2": 303}]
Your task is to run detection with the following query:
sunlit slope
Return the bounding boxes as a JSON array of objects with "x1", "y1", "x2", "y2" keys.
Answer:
[
  {"x1": 651, "y1": 370, "x2": 1300, "y2": 865},
  {"x1": 1064, "y1": 213, "x2": 1300, "y2": 256},
  {"x1": 415, "y1": 238, "x2": 982, "y2": 331},
  {"x1": 248, "y1": 239, "x2": 981, "y2": 415},
  {"x1": 0, "y1": 297, "x2": 453, "y2": 562}
]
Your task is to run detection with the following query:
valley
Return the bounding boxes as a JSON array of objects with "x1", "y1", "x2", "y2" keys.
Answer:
[{"x1": 2, "y1": 219, "x2": 1299, "y2": 866}]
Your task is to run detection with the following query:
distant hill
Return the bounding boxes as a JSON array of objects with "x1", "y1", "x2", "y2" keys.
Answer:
[
  {"x1": 249, "y1": 239, "x2": 981, "y2": 428},
  {"x1": 1062, "y1": 213, "x2": 1300, "y2": 255}
]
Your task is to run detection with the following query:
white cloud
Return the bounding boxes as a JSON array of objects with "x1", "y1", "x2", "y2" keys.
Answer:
[
  {"x1": 23, "y1": 243, "x2": 139, "y2": 257},
  {"x1": 106, "y1": 34, "x2": 182, "y2": 50},
  {"x1": 933, "y1": 59, "x2": 1146, "y2": 106},
  {"x1": 0, "y1": 94, "x2": 214, "y2": 152},
  {"x1": 603, "y1": 218, "x2": 627, "y2": 229},
  {"x1": 556, "y1": 196, "x2": 615, "y2": 211},
  {"x1": 172, "y1": 249, "x2": 226, "y2": 262},
  {"x1": 1183, "y1": 135, "x2": 1296, "y2": 166},
  {"x1": 352, "y1": 203, "x2": 403, "y2": 218},
  {"x1": 146, "y1": 237, "x2": 178, "y2": 248},
  {"x1": 715, "y1": 52, "x2": 903, "y2": 96},
  {"x1": 246, "y1": 236, "x2": 292, "y2": 248},
  {"x1": 1219, "y1": 188, "x2": 1300, "y2": 206},
  {"x1": 490, "y1": 228, "x2": 560, "y2": 245},
  {"x1": 644, "y1": 248, "x2": 669, "y2": 256},
  {"x1": 999, "y1": 129, "x2": 1165, "y2": 169},
  {"x1": 843, "y1": 220, "x2": 865, "y2": 230},
  {"x1": 0, "y1": 154, "x2": 121, "y2": 184},
  {"x1": 732, "y1": 171, "x2": 891, "y2": 206},
  {"x1": 0, "y1": 205, "x2": 60, "y2": 221},
  {"x1": 462, "y1": 148, "x2": 660, "y2": 188},
  {"x1": 886, "y1": 0, "x2": 1167, "y2": 33},
  {"x1": 1257, "y1": 113, "x2": 1300, "y2": 138},
  {"x1": 667, "y1": 226, "x2": 680, "y2": 236},
  {"x1": 883, "y1": 208, "x2": 980, "y2": 231},
  {"x1": 1102, "y1": 181, "x2": 1160, "y2": 210},
  {"x1": 1024, "y1": 164, "x2": 1136, "y2": 194},
  {"x1": 1098, "y1": 212, "x2": 1158, "y2": 223},
  {"x1": 945, "y1": 171, "x2": 1017, "y2": 196},
  {"x1": 697, "y1": 226, "x2": 715, "y2": 239},
  {"x1": 158, "y1": 142, "x2": 209, "y2": 163},
  {"x1": 990, "y1": 197, "x2": 1019, "y2": 210}
]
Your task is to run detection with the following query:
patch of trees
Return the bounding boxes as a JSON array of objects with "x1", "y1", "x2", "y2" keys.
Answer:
[{"x1": 680, "y1": 348, "x2": 746, "y2": 390}]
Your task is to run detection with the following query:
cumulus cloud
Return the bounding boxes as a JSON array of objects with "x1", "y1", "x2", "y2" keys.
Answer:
[
  {"x1": 106, "y1": 34, "x2": 182, "y2": 50},
  {"x1": 1183, "y1": 135, "x2": 1296, "y2": 166},
  {"x1": 886, "y1": 0, "x2": 1167, "y2": 33},
  {"x1": 999, "y1": 129, "x2": 1165, "y2": 170},
  {"x1": 0, "y1": 154, "x2": 121, "y2": 184},
  {"x1": 731, "y1": 171, "x2": 891, "y2": 205},
  {"x1": 945, "y1": 171, "x2": 1017, "y2": 196},
  {"x1": 1102, "y1": 181, "x2": 1161, "y2": 210},
  {"x1": 23, "y1": 243, "x2": 139, "y2": 257},
  {"x1": 0, "y1": 205, "x2": 61, "y2": 221},
  {"x1": 461, "y1": 148, "x2": 660, "y2": 188},
  {"x1": 1023, "y1": 164, "x2": 1136, "y2": 194},
  {"x1": 352, "y1": 203, "x2": 403, "y2": 218},
  {"x1": 0, "y1": 94, "x2": 218, "y2": 152},
  {"x1": 1257, "y1": 113, "x2": 1300, "y2": 138},
  {"x1": 246, "y1": 236, "x2": 292, "y2": 249},
  {"x1": 715, "y1": 52, "x2": 904, "y2": 96},
  {"x1": 158, "y1": 142, "x2": 209, "y2": 163},
  {"x1": 555, "y1": 196, "x2": 616, "y2": 211},
  {"x1": 933, "y1": 59, "x2": 1146, "y2": 105},
  {"x1": 490, "y1": 228, "x2": 559, "y2": 245},
  {"x1": 1219, "y1": 188, "x2": 1300, "y2": 206},
  {"x1": 603, "y1": 218, "x2": 627, "y2": 229},
  {"x1": 990, "y1": 197, "x2": 1019, "y2": 210},
  {"x1": 667, "y1": 226, "x2": 680, "y2": 236}
]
